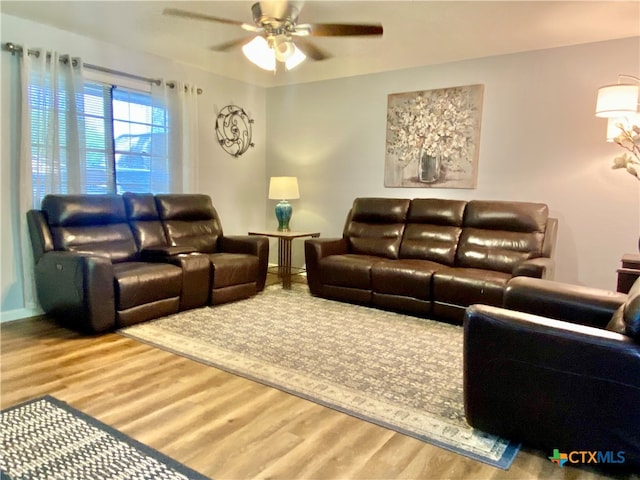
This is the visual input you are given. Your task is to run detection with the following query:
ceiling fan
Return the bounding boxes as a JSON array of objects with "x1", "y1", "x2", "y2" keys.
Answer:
[{"x1": 162, "y1": 1, "x2": 383, "y2": 71}]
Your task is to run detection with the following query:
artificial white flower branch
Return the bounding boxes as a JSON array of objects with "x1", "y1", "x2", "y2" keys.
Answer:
[{"x1": 612, "y1": 123, "x2": 640, "y2": 179}]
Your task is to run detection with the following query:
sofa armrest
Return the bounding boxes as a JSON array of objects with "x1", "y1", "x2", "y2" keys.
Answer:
[
  {"x1": 504, "y1": 277, "x2": 626, "y2": 328},
  {"x1": 464, "y1": 304, "x2": 640, "y2": 462},
  {"x1": 305, "y1": 237, "x2": 349, "y2": 259},
  {"x1": 27, "y1": 209, "x2": 53, "y2": 263},
  {"x1": 512, "y1": 257, "x2": 555, "y2": 279},
  {"x1": 220, "y1": 235, "x2": 268, "y2": 255},
  {"x1": 220, "y1": 235, "x2": 269, "y2": 291},
  {"x1": 541, "y1": 217, "x2": 558, "y2": 258},
  {"x1": 34, "y1": 251, "x2": 115, "y2": 333},
  {"x1": 304, "y1": 238, "x2": 349, "y2": 295}
]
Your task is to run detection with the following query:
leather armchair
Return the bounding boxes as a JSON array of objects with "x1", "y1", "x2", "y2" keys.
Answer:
[{"x1": 463, "y1": 277, "x2": 640, "y2": 468}]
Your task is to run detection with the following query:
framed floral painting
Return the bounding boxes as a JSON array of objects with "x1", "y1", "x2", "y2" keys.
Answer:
[{"x1": 384, "y1": 84, "x2": 484, "y2": 188}]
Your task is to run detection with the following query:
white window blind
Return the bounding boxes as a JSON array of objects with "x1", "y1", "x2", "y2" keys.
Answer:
[{"x1": 30, "y1": 80, "x2": 169, "y2": 201}]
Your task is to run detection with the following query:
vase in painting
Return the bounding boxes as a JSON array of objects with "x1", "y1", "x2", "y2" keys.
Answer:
[{"x1": 419, "y1": 147, "x2": 442, "y2": 183}]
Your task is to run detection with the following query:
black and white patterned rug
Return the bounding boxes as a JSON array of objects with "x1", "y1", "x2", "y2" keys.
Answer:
[
  {"x1": 120, "y1": 284, "x2": 520, "y2": 469},
  {"x1": 0, "y1": 396, "x2": 209, "y2": 480}
]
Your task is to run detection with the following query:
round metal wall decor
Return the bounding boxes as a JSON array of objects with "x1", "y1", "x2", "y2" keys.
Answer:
[{"x1": 215, "y1": 105, "x2": 254, "y2": 157}]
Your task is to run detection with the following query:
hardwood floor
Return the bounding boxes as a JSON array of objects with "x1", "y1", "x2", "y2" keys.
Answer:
[{"x1": 1, "y1": 287, "x2": 636, "y2": 480}]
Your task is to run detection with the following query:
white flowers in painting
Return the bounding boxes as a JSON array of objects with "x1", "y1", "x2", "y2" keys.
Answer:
[{"x1": 387, "y1": 86, "x2": 480, "y2": 170}]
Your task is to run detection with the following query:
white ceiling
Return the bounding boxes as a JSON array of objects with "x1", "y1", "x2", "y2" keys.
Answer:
[{"x1": 2, "y1": 1, "x2": 639, "y2": 88}]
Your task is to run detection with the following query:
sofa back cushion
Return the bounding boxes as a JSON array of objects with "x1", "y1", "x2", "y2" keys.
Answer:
[
  {"x1": 41, "y1": 194, "x2": 137, "y2": 263},
  {"x1": 345, "y1": 198, "x2": 410, "y2": 259},
  {"x1": 155, "y1": 194, "x2": 222, "y2": 253},
  {"x1": 123, "y1": 192, "x2": 168, "y2": 251},
  {"x1": 456, "y1": 200, "x2": 549, "y2": 273},
  {"x1": 399, "y1": 198, "x2": 467, "y2": 265}
]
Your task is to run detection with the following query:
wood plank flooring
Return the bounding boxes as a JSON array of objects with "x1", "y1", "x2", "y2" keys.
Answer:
[{"x1": 1, "y1": 285, "x2": 637, "y2": 479}]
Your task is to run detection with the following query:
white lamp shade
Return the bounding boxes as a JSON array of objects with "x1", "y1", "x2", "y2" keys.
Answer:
[
  {"x1": 285, "y1": 45, "x2": 306, "y2": 71},
  {"x1": 242, "y1": 36, "x2": 276, "y2": 71},
  {"x1": 273, "y1": 35, "x2": 295, "y2": 61},
  {"x1": 268, "y1": 176, "x2": 300, "y2": 200},
  {"x1": 242, "y1": 35, "x2": 306, "y2": 72},
  {"x1": 595, "y1": 84, "x2": 639, "y2": 118},
  {"x1": 606, "y1": 114, "x2": 640, "y2": 142}
]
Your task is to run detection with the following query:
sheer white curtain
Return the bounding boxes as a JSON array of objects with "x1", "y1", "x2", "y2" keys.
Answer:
[
  {"x1": 152, "y1": 80, "x2": 200, "y2": 192},
  {"x1": 18, "y1": 46, "x2": 86, "y2": 309}
]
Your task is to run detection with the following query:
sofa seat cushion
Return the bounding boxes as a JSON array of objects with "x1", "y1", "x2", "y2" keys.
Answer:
[
  {"x1": 113, "y1": 262, "x2": 182, "y2": 310},
  {"x1": 319, "y1": 254, "x2": 381, "y2": 289},
  {"x1": 371, "y1": 259, "x2": 444, "y2": 300},
  {"x1": 208, "y1": 253, "x2": 258, "y2": 289},
  {"x1": 433, "y1": 267, "x2": 511, "y2": 308}
]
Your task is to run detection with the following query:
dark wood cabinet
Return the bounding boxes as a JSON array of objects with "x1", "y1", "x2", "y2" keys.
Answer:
[{"x1": 617, "y1": 253, "x2": 640, "y2": 293}]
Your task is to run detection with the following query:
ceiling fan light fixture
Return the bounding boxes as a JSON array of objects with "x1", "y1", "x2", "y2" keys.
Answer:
[
  {"x1": 165, "y1": 4, "x2": 383, "y2": 73},
  {"x1": 242, "y1": 36, "x2": 275, "y2": 71},
  {"x1": 273, "y1": 34, "x2": 295, "y2": 61},
  {"x1": 285, "y1": 45, "x2": 306, "y2": 70}
]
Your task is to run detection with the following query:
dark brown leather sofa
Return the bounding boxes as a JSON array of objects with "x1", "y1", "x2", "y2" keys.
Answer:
[
  {"x1": 305, "y1": 197, "x2": 557, "y2": 322},
  {"x1": 27, "y1": 193, "x2": 268, "y2": 333},
  {"x1": 464, "y1": 277, "x2": 640, "y2": 469}
]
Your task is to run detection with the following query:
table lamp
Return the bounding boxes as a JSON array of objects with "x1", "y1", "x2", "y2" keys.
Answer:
[{"x1": 268, "y1": 176, "x2": 300, "y2": 231}]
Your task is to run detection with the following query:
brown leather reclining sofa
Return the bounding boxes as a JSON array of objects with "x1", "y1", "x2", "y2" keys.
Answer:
[
  {"x1": 305, "y1": 197, "x2": 557, "y2": 322},
  {"x1": 27, "y1": 193, "x2": 268, "y2": 333}
]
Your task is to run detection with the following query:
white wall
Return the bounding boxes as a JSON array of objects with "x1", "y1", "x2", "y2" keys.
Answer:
[
  {"x1": 0, "y1": 13, "x2": 267, "y2": 318},
  {"x1": 266, "y1": 37, "x2": 640, "y2": 289}
]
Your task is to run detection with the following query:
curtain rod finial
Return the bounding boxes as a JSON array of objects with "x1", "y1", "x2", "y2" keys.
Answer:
[{"x1": 4, "y1": 42, "x2": 17, "y2": 54}]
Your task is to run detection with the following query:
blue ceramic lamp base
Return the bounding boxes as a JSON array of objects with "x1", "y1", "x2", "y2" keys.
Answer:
[{"x1": 275, "y1": 200, "x2": 293, "y2": 232}]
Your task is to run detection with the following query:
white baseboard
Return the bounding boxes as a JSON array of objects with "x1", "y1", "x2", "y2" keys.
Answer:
[{"x1": 0, "y1": 306, "x2": 44, "y2": 323}]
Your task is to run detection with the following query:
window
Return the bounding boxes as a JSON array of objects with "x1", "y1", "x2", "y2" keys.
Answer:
[
  {"x1": 30, "y1": 80, "x2": 169, "y2": 200},
  {"x1": 112, "y1": 87, "x2": 169, "y2": 194}
]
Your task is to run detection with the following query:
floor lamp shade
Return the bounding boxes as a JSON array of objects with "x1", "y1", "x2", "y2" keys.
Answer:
[
  {"x1": 268, "y1": 177, "x2": 300, "y2": 231},
  {"x1": 595, "y1": 84, "x2": 639, "y2": 117}
]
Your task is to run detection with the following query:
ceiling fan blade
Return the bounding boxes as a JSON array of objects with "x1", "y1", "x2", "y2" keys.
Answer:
[
  {"x1": 297, "y1": 22, "x2": 383, "y2": 37},
  {"x1": 294, "y1": 38, "x2": 331, "y2": 61},
  {"x1": 210, "y1": 36, "x2": 255, "y2": 52},
  {"x1": 162, "y1": 8, "x2": 261, "y2": 32}
]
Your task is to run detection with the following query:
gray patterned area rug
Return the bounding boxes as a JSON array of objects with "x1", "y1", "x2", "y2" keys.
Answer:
[
  {"x1": 120, "y1": 284, "x2": 520, "y2": 469},
  {"x1": 0, "y1": 396, "x2": 208, "y2": 480}
]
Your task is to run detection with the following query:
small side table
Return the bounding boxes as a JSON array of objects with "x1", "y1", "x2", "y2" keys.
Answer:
[
  {"x1": 248, "y1": 230, "x2": 320, "y2": 289},
  {"x1": 617, "y1": 253, "x2": 640, "y2": 293}
]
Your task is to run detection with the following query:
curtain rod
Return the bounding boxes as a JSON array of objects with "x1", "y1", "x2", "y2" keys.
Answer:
[{"x1": 3, "y1": 42, "x2": 203, "y2": 94}]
